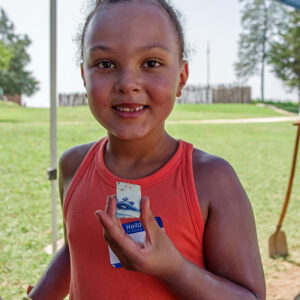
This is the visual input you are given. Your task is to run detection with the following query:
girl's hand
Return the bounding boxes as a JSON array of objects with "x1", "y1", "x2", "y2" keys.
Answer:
[{"x1": 95, "y1": 195, "x2": 185, "y2": 279}]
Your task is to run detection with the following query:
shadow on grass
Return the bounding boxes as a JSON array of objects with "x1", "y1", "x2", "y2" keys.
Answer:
[
  {"x1": 271, "y1": 255, "x2": 300, "y2": 267},
  {"x1": 286, "y1": 257, "x2": 300, "y2": 268},
  {"x1": 0, "y1": 119, "x2": 19, "y2": 123},
  {"x1": 252, "y1": 100, "x2": 299, "y2": 114}
]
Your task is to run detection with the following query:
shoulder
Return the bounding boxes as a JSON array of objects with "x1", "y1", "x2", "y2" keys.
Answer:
[
  {"x1": 59, "y1": 142, "x2": 96, "y2": 178},
  {"x1": 59, "y1": 142, "x2": 96, "y2": 199},
  {"x1": 192, "y1": 147, "x2": 245, "y2": 204},
  {"x1": 59, "y1": 142, "x2": 96, "y2": 173},
  {"x1": 192, "y1": 147, "x2": 244, "y2": 221},
  {"x1": 192, "y1": 147, "x2": 236, "y2": 179}
]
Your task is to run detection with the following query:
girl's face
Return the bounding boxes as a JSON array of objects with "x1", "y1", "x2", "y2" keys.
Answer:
[{"x1": 81, "y1": 2, "x2": 188, "y2": 141}]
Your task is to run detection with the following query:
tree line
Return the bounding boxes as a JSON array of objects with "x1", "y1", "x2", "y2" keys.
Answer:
[
  {"x1": 235, "y1": 0, "x2": 300, "y2": 112},
  {"x1": 0, "y1": 8, "x2": 39, "y2": 98},
  {"x1": 0, "y1": 3, "x2": 299, "y2": 111}
]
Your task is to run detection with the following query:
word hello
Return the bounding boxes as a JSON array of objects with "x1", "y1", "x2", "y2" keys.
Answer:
[{"x1": 124, "y1": 222, "x2": 143, "y2": 232}]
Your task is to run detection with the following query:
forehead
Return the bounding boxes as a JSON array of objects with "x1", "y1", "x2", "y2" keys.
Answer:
[{"x1": 84, "y1": 2, "x2": 179, "y2": 55}]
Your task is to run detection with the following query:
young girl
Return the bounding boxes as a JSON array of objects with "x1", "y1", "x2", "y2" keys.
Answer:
[{"x1": 28, "y1": 0, "x2": 266, "y2": 299}]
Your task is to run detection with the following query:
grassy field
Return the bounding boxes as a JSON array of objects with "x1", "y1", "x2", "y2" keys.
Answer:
[
  {"x1": 252, "y1": 100, "x2": 299, "y2": 115},
  {"x1": 0, "y1": 100, "x2": 284, "y2": 124},
  {"x1": 0, "y1": 101, "x2": 300, "y2": 299}
]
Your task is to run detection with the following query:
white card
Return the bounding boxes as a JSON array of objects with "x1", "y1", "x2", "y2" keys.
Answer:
[
  {"x1": 116, "y1": 182, "x2": 141, "y2": 218},
  {"x1": 109, "y1": 217, "x2": 164, "y2": 268}
]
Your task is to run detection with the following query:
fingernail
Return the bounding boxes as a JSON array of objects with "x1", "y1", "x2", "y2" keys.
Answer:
[
  {"x1": 145, "y1": 197, "x2": 150, "y2": 209},
  {"x1": 106, "y1": 195, "x2": 114, "y2": 209},
  {"x1": 95, "y1": 210, "x2": 103, "y2": 218}
]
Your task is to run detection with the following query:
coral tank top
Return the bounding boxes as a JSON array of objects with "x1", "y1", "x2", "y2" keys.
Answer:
[{"x1": 63, "y1": 138, "x2": 205, "y2": 300}]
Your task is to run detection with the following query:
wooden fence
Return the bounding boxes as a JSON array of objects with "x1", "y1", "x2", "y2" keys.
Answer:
[
  {"x1": 59, "y1": 84, "x2": 251, "y2": 107},
  {"x1": 3, "y1": 94, "x2": 22, "y2": 106},
  {"x1": 59, "y1": 93, "x2": 87, "y2": 107},
  {"x1": 179, "y1": 84, "x2": 251, "y2": 104}
]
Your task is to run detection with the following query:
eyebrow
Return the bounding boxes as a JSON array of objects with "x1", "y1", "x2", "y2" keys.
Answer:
[
  {"x1": 88, "y1": 43, "x2": 170, "y2": 54},
  {"x1": 137, "y1": 43, "x2": 170, "y2": 53}
]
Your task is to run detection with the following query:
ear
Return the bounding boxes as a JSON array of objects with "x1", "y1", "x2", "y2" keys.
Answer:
[
  {"x1": 176, "y1": 61, "x2": 189, "y2": 97},
  {"x1": 81, "y1": 63, "x2": 87, "y2": 87}
]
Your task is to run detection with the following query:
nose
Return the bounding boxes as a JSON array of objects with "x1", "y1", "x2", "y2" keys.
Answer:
[{"x1": 114, "y1": 68, "x2": 141, "y2": 94}]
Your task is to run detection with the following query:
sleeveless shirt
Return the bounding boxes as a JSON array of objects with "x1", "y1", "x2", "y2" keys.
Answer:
[{"x1": 63, "y1": 138, "x2": 205, "y2": 300}]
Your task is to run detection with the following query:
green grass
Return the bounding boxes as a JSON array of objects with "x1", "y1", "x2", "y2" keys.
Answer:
[
  {"x1": 0, "y1": 101, "x2": 283, "y2": 125},
  {"x1": 252, "y1": 99, "x2": 299, "y2": 115},
  {"x1": 170, "y1": 103, "x2": 283, "y2": 120},
  {"x1": 0, "y1": 101, "x2": 299, "y2": 299},
  {"x1": 167, "y1": 122, "x2": 300, "y2": 265}
]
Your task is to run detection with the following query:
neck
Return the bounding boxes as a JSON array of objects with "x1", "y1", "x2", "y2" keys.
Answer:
[{"x1": 104, "y1": 129, "x2": 178, "y2": 179}]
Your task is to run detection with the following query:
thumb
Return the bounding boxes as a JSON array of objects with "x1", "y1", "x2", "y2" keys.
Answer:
[{"x1": 95, "y1": 209, "x2": 112, "y2": 229}]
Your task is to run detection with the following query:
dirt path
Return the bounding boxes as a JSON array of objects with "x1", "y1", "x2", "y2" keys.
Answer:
[
  {"x1": 266, "y1": 262, "x2": 300, "y2": 300},
  {"x1": 166, "y1": 116, "x2": 300, "y2": 125}
]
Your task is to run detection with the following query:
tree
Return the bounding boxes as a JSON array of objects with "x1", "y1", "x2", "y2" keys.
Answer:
[
  {"x1": 0, "y1": 8, "x2": 39, "y2": 96},
  {"x1": 0, "y1": 41, "x2": 13, "y2": 71},
  {"x1": 234, "y1": 0, "x2": 288, "y2": 101},
  {"x1": 269, "y1": 10, "x2": 300, "y2": 114}
]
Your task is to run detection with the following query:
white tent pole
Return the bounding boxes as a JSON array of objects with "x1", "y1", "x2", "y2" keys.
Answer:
[
  {"x1": 49, "y1": 0, "x2": 57, "y2": 255},
  {"x1": 206, "y1": 41, "x2": 211, "y2": 104}
]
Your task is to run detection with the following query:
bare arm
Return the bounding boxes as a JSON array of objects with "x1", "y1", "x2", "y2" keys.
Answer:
[
  {"x1": 162, "y1": 259, "x2": 260, "y2": 300},
  {"x1": 29, "y1": 143, "x2": 94, "y2": 299},
  {"x1": 96, "y1": 156, "x2": 265, "y2": 300},
  {"x1": 28, "y1": 245, "x2": 70, "y2": 300},
  {"x1": 160, "y1": 156, "x2": 265, "y2": 299},
  {"x1": 28, "y1": 152, "x2": 72, "y2": 300}
]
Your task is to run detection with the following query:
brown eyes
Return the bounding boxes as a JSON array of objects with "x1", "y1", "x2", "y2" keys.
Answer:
[
  {"x1": 97, "y1": 60, "x2": 116, "y2": 69},
  {"x1": 96, "y1": 59, "x2": 162, "y2": 69},
  {"x1": 142, "y1": 60, "x2": 162, "y2": 68}
]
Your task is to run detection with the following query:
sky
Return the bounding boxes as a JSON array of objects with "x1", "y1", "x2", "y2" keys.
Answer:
[{"x1": 0, "y1": 0, "x2": 298, "y2": 107}]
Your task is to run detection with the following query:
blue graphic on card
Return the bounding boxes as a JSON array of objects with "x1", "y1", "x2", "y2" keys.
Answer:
[
  {"x1": 116, "y1": 182, "x2": 141, "y2": 218},
  {"x1": 108, "y1": 217, "x2": 164, "y2": 268}
]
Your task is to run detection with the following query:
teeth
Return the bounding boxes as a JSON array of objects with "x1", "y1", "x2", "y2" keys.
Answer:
[{"x1": 116, "y1": 106, "x2": 144, "y2": 112}]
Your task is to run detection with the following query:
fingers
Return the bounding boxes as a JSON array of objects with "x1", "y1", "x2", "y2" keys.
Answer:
[
  {"x1": 95, "y1": 195, "x2": 135, "y2": 250},
  {"x1": 97, "y1": 195, "x2": 159, "y2": 239},
  {"x1": 95, "y1": 209, "x2": 114, "y2": 230},
  {"x1": 95, "y1": 195, "x2": 116, "y2": 230},
  {"x1": 141, "y1": 196, "x2": 153, "y2": 216},
  {"x1": 107, "y1": 195, "x2": 124, "y2": 232},
  {"x1": 95, "y1": 209, "x2": 125, "y2": 245},
  {"x1": 106, "y1": 195, "x2": 117, "y2": 218},
  {"x1": 95, "y1": 195, "x2": 123, "y2": 232},
  {"x1": 140, "y1": 197, "x2": 161, "y2": 243},
  {"x1": 95, "y1": 206, "x2": 142, "y2": 268},
  {"x1": 140, "y1": 196, "x2": 155, "y2": 225},
  {"x1": 95, "y1": 195, "x2": 172, "y2": 273}
]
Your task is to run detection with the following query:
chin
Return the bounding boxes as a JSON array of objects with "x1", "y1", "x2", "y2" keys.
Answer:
[
  {"x1": 109, "y1": 128, "x2": 151, "y2": 141},
  {"x1": 112, "y1": 133, "x2": 147, "y2": 141}
]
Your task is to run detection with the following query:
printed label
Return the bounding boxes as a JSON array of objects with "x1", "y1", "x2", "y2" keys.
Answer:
[{"x1": 109, "y1": 217, "x2": 164, "y2": 268}]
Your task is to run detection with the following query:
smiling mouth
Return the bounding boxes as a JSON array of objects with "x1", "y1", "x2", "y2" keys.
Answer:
[{"x1": 113, "y1": 105, "x2": 148, "y2": 112}]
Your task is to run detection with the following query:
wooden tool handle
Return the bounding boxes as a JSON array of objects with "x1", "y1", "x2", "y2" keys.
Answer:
[
  {"x1": 277, "y1": 123, "x2": 300, "y2": 231},
  {"x1": 294, "y1": 120, "x2": 300, "y2": 126}
]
